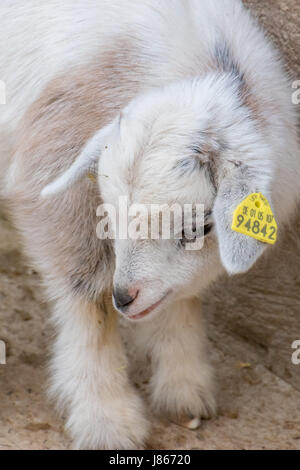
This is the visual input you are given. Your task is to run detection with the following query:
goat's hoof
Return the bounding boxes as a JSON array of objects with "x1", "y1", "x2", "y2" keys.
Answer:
[{"x1": 172, "y1": 415, "x2": 201, "y2": 430}]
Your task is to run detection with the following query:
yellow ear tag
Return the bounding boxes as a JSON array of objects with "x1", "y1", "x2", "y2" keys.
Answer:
[{"x1": 232, "y1": 193, "x2": 277, "y2": 245}]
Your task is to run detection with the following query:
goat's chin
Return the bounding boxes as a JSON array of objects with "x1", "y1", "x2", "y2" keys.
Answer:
[{"x1": 120, "y1": 290, "x2": 172, "y2": 322}]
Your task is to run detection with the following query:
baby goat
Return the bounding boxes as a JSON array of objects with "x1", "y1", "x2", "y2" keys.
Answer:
[{"x1": 1, "y1": 0, "x2": 299, "y2": 449}]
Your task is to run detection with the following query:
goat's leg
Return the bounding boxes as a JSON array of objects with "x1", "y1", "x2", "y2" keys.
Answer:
[
  {"x1": 50, "y1": 290, "x2": 149, "y2": 449},
  {"x1": 132, "y1": 297, "x2": 216, "y2": 429}
]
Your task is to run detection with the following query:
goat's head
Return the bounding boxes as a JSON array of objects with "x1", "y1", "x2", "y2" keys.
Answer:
[{"x1": 42, "y1": 76, "x2": 273, "y2": 321}]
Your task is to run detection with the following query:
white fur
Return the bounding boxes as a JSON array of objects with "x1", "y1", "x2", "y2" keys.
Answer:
[
  {"x1": 129, "y1": 297, "x2": 216, "y2": 423},
  {"x1": 50, "y1": 294, "x2": 149, "y2": 450},
  {"x1": 1, "y1": 0, "x2": 299, "y2": 450}
]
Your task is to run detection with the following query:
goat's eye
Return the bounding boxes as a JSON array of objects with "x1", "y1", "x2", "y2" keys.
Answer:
[
  {"x1": 204, "y1": 224, "x2": 213, "y2": 236},
  {"x1": 179, "y1": 229, "x2": 196, "y2": 248},
  {"x1": 179, "y1": 223, "x2": 213, "y2": 248}
]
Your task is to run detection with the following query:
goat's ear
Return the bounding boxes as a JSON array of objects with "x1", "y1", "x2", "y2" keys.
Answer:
[
  {"x1": 41, "y1": 118, "x2": 119, "y2": 197},
  {"x1": 214, "y1": 164, "x2": 272, "y2": 275}
]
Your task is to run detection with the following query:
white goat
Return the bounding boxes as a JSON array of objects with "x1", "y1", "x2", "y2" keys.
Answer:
[{"x1": 1, "y1": 0, "x2": 299, "y2": 449}]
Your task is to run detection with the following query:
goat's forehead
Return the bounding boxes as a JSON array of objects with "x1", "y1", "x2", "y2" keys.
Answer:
[
  {"x1": 109, "y1": 152, "x2": 215, "y2": 208},
  {"x1": 101, "y1": 110, "x2": 220, "y2": 208}
]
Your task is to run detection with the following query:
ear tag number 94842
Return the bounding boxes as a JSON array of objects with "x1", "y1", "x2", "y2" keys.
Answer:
[{"x1": 232, "y1": 193, "x2": 277, "y2": 245}]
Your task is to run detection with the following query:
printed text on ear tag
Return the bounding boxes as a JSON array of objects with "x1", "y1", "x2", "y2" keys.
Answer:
[{"x1": 231, "y1": 193, "x2": 277, "y2": 245}]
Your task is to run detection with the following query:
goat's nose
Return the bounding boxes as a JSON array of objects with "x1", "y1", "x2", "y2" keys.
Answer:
[{"x1": 113, "y1": 287, "x2": 139, "y2": 311}]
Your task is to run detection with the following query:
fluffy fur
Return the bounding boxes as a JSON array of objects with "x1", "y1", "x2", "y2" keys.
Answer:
[{"x1": 1, "y1": 0, "x2": 299, "y2": 449}]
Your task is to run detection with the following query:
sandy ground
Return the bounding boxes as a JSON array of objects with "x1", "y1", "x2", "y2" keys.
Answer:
[
  {"x1": 1, "y1": 0, "x2": 300, "y2": 451},
  {"x1": 0, "y1": 212, "x2": 300, "y2": 450}
]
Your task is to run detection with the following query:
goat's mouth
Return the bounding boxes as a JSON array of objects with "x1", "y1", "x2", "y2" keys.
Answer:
[{"x1": 127, "y1": 291, "x2": 172, "y2": 321}]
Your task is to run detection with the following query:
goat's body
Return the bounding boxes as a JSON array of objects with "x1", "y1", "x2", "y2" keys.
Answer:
[
  {"x1": 2, "y1": 1, "x2": 299, "y2": 218},
  {"x1": 1, "y1": 0, "x2": 299, "y2": 449}
]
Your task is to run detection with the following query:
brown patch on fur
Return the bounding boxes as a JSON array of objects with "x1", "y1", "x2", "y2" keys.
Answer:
[
  {"x1": 239, "y1": 80, "x2": 268, "y2": 130},
  {"x1": 100, "y1": 289, "x2": 119, "y2": 343},
  {"x1": 6, "y1": 37, "x2": 148, "y2": 304}
]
